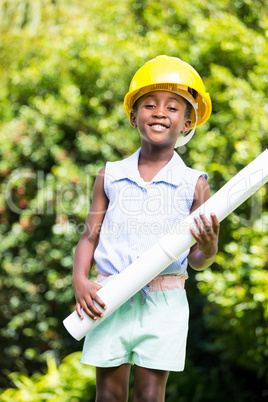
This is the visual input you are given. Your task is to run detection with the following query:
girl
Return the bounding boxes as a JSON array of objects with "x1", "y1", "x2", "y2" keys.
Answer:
[{"x1": 72, "y1": 55, "x2": 219, "y2": 402}]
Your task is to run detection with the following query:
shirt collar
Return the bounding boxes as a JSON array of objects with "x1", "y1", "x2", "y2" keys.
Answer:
[{"x1": 110, "y1": 148, "x2": 187, "y2": 188}]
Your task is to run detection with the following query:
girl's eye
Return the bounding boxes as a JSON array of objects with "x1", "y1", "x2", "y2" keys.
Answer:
[
  {"x1": 168, "y1": 107, "x2": 178, "y2": 112},
  {"x1": 145, "y1": 104, "x2": 155, "y2": 108}
]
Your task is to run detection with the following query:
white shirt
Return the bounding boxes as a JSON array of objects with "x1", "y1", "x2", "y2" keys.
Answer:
[{"x1": 94, "y1": 148, "x2": 208, "y2": 277}]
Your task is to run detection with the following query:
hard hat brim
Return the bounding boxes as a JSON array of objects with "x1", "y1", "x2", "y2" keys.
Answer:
[{"x1": 124, "y1": 83, "x2": 212, "y2": 129}]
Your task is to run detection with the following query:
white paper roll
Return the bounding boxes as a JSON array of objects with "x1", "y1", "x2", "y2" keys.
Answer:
[{"x1": 63, "y1": 149, "x2": 268, "y2": 341}]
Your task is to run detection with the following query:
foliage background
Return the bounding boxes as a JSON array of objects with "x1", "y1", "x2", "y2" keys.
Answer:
[{"x1": 0, "y1": 0, "x2": 267, "y2": 400}]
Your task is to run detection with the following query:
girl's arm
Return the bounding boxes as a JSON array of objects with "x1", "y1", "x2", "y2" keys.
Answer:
[
  {"x1": 72, "y1": 167, "x2": 109, "y2": 320},
  {"x1": 188, "y1": 176, "x2": 220, "y2": 271}
]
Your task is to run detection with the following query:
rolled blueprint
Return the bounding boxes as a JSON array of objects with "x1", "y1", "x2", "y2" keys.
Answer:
[{"x1": 63, "y1": 149, "x2": 268, "y2": 341}]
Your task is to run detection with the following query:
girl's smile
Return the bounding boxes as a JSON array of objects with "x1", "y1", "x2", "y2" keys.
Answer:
[
  {"x1": 130, "y1": 91, "x2": 191, "y2": 147},
  {"x1": 148, "y1": 123, "x2": 170, "y2": 131}
]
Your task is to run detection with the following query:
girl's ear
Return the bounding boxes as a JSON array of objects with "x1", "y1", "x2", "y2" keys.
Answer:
[
  {"x1": 130, "y1": 110, "x2": 137, "y2": 127},
  {"x1": 181, "y1": 119, "x2": 192, "y2": 134}
]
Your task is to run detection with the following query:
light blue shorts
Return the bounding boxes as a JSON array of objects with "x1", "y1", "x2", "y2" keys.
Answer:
[{"x1": 81, "y1": 288, "x2": 189, "y2": 372}]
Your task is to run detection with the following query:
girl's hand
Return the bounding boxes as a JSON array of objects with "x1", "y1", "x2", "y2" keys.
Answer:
[
  {"x1": 190, "y1": 212, "x2": 220, "y2": 258},
  {"x1": 72, "y1": 276, "x2": 107, "y2": 320}
]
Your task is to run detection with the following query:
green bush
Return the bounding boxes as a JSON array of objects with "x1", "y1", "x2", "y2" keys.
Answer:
[
  {"x1": 0, "y1": 352, "x2": 96, "y2": 402},
  {"x1": 0, "y1": 352, "x2": 95, "y2": 402}
]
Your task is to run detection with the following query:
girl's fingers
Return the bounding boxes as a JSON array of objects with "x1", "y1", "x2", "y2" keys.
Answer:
[
  {"x1": 75, "y1": 283, "x2": 107, "y2": 321},
  {"x1": 94, "y1": 294, "x2": 107, "y2": 311},
  {"x1": 200, "y1": 213, "x2": 213, "y2": 231},
  {"x1": 86, "y1": 300, "x2": 103, "y2": 319},
  {"x1": 190, "y1": 213, "x2": 219, "y2": 259},
  {"x1": 190, "y1": 224, "x2": 202, "y2": 241},
  {"x1": 194, "y1": 213, "x2": 219, "y2": 237},
  {"x1": 82, "y1": 295, "x2": 107, "y2": 320},
  {"x1": 80, "y1": 301, "x2": 99, "y2": 320},
  {"x1": 193, "y1": 215, "x2": 207, "y2": 235},
  {"x1": 76, "y1": 298, "x2": 99, "y2": 321},
  {"x1": 90, "y1": 284, "x2": 107, "y2": 313},
  {"x1": 75, "y1": 280, "x2": 107, "y2": 321},
  {"x1": 211, "y1": 213, "x2": 220, "y2": 233},
  {"x1": 76, "y1": 302, "x2": 84, "y2": 320}
]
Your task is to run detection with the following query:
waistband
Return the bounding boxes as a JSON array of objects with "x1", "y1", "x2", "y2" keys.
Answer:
[{"x1": 97, "y1": 273, "x2": 187, "y2": 292}]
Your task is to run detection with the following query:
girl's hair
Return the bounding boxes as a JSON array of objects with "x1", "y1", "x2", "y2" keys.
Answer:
[{"x1": 185, "y1": 88, "x2": 197, "y2": 119}]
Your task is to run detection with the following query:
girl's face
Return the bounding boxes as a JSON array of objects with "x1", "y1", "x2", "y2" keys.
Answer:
[{"x1": 130, "y1": 91, "x2": 192, "y2": 148}]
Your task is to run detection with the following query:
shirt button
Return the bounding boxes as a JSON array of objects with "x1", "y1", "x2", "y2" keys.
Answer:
[{"x1": 132, "y1": 244, "x2": 137, "y2": 250}]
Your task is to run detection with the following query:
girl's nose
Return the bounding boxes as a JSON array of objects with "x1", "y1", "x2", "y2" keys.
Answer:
[{"x1": 153, "y1": 107, "x2": 166, "y2": 118}]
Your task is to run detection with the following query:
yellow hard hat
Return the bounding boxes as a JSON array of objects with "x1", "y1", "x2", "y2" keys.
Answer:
[{"x1": 123, "y1": 55, "x2": 212, "y2": 129}]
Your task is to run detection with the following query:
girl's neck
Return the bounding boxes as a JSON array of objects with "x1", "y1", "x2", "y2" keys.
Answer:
[
  {"x1": 139, "y1": 144, "x2": 174, "y2": 164},
  {"x1": 138, "y1": 145, "x2": 175, "y2": 182}
]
